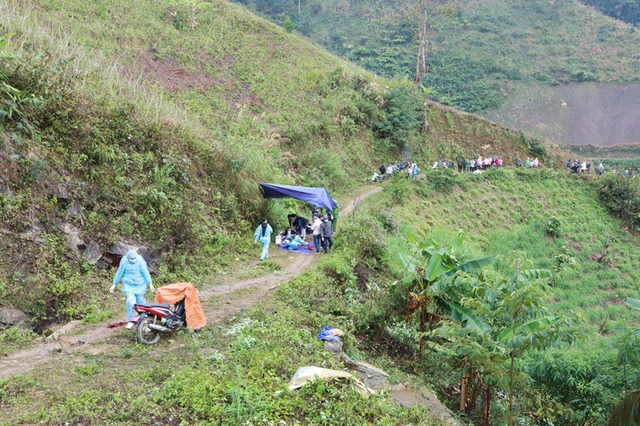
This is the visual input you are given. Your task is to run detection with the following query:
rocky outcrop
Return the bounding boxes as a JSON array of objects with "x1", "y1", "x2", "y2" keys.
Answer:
[{"x1": 0, "y1": 307, "x2": 29, "y2": 328}]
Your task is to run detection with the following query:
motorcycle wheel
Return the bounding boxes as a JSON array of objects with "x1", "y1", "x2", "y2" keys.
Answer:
[{"x1": 136, "y1": 316, "x2": 161, "y2": 345}]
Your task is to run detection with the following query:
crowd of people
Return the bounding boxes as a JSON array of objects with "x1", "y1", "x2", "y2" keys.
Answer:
[
  {"x1": 371, "y1": 153, "x2": 638, "y2": 182},
  {"x1": 515, "y1": 157, "x2": 540, "y2": 168},
  {"x1": 568, "y1": 159, "x2": 640, "y2": 176},
  {"x1": 567, "y1": 159, "x2": 599, "y2": 175},
  {"x1": 372, "y1": 161, "x2": 420, "y2": 183},
  {"x1": 254, "y1": 206, "x2": 337, "y2": 261}
]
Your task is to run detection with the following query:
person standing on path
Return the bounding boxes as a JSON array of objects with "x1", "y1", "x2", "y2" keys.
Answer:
[
  {"x1": 311, "y1": 215, "x2": 322, "y2": 253},
  {"x1": 110, "y1": 249, "x2": 154, "y2": 329},
  {"x1": 320, "y1": 215, "x2": 334, "y2": 254},
  {"x1": 254, "y1": 218, "x2": 273, "y2": 261}
]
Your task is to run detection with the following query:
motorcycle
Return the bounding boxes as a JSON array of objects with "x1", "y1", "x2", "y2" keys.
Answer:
[
  {"x1": 133, "y1": 298, "x2": 187, "y2": 345},
  {"x1": 370, "y1": 172, "x2": 384, "y2": 184}
]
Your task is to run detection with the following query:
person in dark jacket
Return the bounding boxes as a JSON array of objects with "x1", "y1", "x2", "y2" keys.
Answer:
[
  {"x1": 379, "y1": 164, "x2": 386, "y2": 175},
  {"x1": 320, "y1": 215, "x2": 334, "y2": 254},
  {"x1": 295, "y1": 216, "x2": 309, "y2": 239}
]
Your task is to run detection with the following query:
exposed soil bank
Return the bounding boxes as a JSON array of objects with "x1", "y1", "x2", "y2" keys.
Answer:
[{"x1": 482, "y1": 82, "x2": 640, "y2": 147}]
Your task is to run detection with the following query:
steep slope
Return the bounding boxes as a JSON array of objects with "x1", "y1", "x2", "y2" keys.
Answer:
[
  {"x1": 0, "y1": 0, "x2": 558, "y2": 331},
  {"x1": 350, "y1": 169, "x2": 640, "y2": 424},
  {"x1": 236, "y1": 0, "x2": 640, "y2": 109},
  {"x1": 0, "y1": 1, "x2": 637, "y2": 424}
]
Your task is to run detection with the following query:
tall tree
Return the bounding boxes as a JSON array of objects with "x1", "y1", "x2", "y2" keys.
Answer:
[{"x1": 414, "y1": 0, "x2": 428, "y2": 85}]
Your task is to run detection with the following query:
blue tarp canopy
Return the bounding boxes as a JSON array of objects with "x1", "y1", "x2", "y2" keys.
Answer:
[{"x1": 258, "y1": 183, "x2": 338, "y2": 210}]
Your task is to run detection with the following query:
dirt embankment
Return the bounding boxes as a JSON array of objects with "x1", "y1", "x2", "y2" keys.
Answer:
[{"x1": 482, "y1": 82, "x2": 640, "y2": 147}]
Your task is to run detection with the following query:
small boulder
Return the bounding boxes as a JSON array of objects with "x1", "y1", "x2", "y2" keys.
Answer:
[
  {"x1": 56, "y1": 222, "x2": 85, "y2": 252},
  {"x1": 83, "y1": 240, "x2": 102, "y2": 263},
  {"x1": 66, "y1": 204, "x2": 84, "y2": 220},
  {"x1": 0, "y1": 307, "x2": 29, "y2": 327}
]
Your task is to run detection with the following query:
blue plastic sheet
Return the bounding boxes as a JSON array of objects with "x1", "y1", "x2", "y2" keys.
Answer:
[{"x1": 258, "y1": 183, "x2": 338, "y2": 210}]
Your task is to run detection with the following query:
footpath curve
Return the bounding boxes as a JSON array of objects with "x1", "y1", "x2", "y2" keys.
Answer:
[{"x1": 0, "y1": 186, "x2": 382, "y2": 379}]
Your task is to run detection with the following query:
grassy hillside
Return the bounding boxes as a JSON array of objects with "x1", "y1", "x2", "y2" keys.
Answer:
[
  {"x1": 4, "y1": 0, "x2": 638, "y2": 424},
  {"x1": 235, "y1": 0, "x2": 640, "y2": 113},
  {"x1": 2, "y1": 169, "x2": 638, "y2": 425},
  {"x1": 345, "y1": 169, "x2": 640, "y2": 424},
  {"x1": 0, "y1": 0, "x2": 558, "y2": 331}
]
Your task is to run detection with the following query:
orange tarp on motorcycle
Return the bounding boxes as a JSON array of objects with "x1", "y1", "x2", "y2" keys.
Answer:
[{"x1": 154, "y1": 282, "x2": 206, "y2": 330}]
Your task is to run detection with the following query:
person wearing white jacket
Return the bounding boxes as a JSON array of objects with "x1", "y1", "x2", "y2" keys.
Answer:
[{"x1": 311, "y1": 215, "x2": 322, "y2": 254}]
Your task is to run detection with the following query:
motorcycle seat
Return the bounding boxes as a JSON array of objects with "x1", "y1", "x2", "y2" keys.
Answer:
[{"x1": 135, "y1": 302, "x2": 170, "y2": 309}]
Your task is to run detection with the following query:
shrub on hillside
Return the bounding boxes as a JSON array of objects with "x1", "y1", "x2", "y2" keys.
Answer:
[
  {"x1": 302, "y1": 148, "x2": 347, "y2": 189},
  {"x1": 514, "y1": 167, "x2": 543, "y2": 182},
  {"x1": 546, "y1": 217, "x2": 561, "y2": 237},
  {"x1": 483, "y1": 167, "x2": 508, "y2": 181},
  {"x1": 426, "y1": 168, "x2": 457, "y2": 192},
  {"x1": 525, "y1": 347, "x2": 621, "y2": 425},
  {"x1": 595, "y1": 174, "x2": 640, "y2": 230},
  {"x1": 373, "y1": 81, "x2": 422, "y2": 155},
  {"x1": 384, "y1": 174, "x2": 411, "y2": 203},
  {"x1": 519, "y1": 133, "x2": 548, "y2": 160},
  {"x1": 336, "y1": 213, "x2": 388, "y2": 267}
]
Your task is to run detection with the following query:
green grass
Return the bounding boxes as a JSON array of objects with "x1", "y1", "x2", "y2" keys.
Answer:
[
  {"x1": 397, "y1": 170, "x2": 640, "y2": 332},
  {"x1": 3, "y1": 0, "x2": 637, "y2": 423},
  {"x1": 350, "y1": 170, "x2": 640, "y2": 423},
  {"x1": 234, "y1": 0, "x2": 640, "y2": 112},
  {"x1": 0, "y1": 276, "x2": 445, "y2": 425},
  {"x1": 0, "y1": 0, "x2": 561, "y2": 331}
]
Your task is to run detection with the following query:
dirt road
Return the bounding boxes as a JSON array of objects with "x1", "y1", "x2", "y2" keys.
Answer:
[{"x1": 0, "y1": 186, "x2": 382, "y2": 379}]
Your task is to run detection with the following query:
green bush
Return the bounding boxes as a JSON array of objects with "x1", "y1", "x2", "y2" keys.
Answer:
[
  {"x1": 373, "y1": 80, "x2": 422, "y2": 154},
  {"x1": 302, "y1": 149, "x2": 348, "y2": 189},
  {"x1": 514, "y1": 167, "x2": 542, "y2": 182},
  {"x1": 0, "y1": 327, "x2": 36, "y2": 356},
  {"x1": 546, "y1": 217, "x2": 562, "y2": 237},
  {"x1": 426, "y1": 168, "x2": 457, "y2": 192},
  {"x1": 384, "y1": 174, "x2": 411, "y2": 203},
  {"x1": 525, "y1": 347, "x2": 620, "y2": 425},
  {"x1": 595, "y1": 174, "x2": 640, "y2": 230},
  {"x1": 336, "y1": 213, "x2": 389, "y2": 267},
  {"x1": 483, "y1": 166, "x2": 508, "y2": 181}
]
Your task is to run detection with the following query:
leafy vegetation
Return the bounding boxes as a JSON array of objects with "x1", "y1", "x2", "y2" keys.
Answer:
[
  {"x1": 0, "y1": 0, "x2": 554, "y2": 333},
  {"x1": 580, "y1": 0, "x2": 640, "y2": 25},
  {"x1": 595, "y1": 174, "x2": 640, "y2": 230},
  {"x1": 233, "y1": 0, "x2": 640, "y2": 112},
  {"x1": 365, "y1": 169, "x2": 640, "y2": 424},
  {"x1": 2, "y1": 0, "x2": 640, "y2": 425}
]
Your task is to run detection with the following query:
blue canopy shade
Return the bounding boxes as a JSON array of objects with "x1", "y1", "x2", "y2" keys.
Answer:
[{"x1": 258, "y1": 183, "x2": 338, "y2": 210}]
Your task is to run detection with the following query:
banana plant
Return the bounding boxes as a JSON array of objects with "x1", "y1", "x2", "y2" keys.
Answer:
[
  {"x1": 607, "y1": 298, "x2": 640, "y2": 426},
  {"x1": 397, "y1": 232, "x2": 497, "y2": 419},
  {"x1": 403, "y1": 246, "x2": 575, "y2": 425},
  {"x1": 398, "y1": 231, "x2": 495, "y2": 344}
]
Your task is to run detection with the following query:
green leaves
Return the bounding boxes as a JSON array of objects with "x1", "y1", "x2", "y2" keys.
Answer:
[
  {"x1": 627, "y1": 297, "x2": 640, "y2": 312},
  {"x1": 372, "y1": 80, "x2": 422, "y2": 154},
  {"x1": 0, "y1": 34, "x2": 44, "y2": 125},
  {"x1": 595, "y1": 174, "x2": 640, "y2": 230},
  {"x1": 443, "y1": 300, "x2": 490, "y2": 334},
  {"x1": 497, "y1": 316, "x2": 562, "y2": 346},
  {"x1": 399, "y1": 238, "x2": 576, "y2": 424}
]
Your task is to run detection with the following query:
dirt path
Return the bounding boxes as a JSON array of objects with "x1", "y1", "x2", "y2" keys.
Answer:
[{"x1": 0, "y1": 186, "x2": 382, "y2": 379}]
